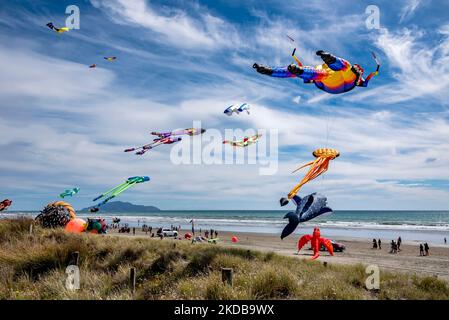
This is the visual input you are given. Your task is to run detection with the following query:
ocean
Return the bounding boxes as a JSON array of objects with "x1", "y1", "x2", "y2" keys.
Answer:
[{"x1": 3, "y1": 210, "x2": 449, "y2": 245}]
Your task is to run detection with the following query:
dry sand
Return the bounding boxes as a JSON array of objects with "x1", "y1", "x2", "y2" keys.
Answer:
[{"x1": 109, "y1": 228, "x2": 449, "y2": 281}]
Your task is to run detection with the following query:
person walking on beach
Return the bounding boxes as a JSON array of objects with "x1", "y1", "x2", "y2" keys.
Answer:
[
  {"x1": 397, "y1": 236, "x2": 402, "y2": 252},
  {"x1": 424, "y1": 243, "x2": 429, "y2": 256},
  {"x1": 372, "y1": 239, "x2": 378, "y2": 249},
  {"x1": 419, "y1": 244, "x2": 424, "y2": 256},
  {"x1": 390, "y1": 240, "x2": 396, "y2": 253},
  {"x1": 378, "y1": 239, "x2": 381, "y2": 250},
  {"x1": 215, "y1": 230, "x2": 218, "y2": 238},
  {"x1": 445, "y1": 237, "x2": 447, "y2": 245}
]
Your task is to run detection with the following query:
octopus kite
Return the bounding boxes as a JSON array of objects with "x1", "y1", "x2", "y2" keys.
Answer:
[
  {"x1": 297, "y1": 227, "x2": 334, "y2": 260},
  {"x1": 281, "y1": 148, "x2": 339, "y2": 206},
  {"x1": 223, "y1": 134, "x2": 261, "y2": 147},
  {"x1": 253, "y1": 50, "x2": 380, "y2": 94},
  {"x1": 90, "y1": 176, "x2": 150, "y2": 212},
  {"x1": 0, "y1": 199, "x2": 12, "y2": 212}
]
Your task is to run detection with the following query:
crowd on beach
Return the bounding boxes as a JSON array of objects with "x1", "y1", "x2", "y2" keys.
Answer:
[
  {"x1": 372, "y1": 236, "x2": 435, "y2": 256},
  {"x1": 108, "y1": 218, "x2": 222, "y2": 242}
]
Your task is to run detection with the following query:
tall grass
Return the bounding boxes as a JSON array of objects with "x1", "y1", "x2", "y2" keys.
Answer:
[{"x1": 0, "y1": 218, "x2": 448, "y2": 300}]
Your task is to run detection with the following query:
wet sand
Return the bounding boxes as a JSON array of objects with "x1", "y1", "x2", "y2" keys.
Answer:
[{"x1": 109, "y1": 228, "x2": 449, "y2": 281}]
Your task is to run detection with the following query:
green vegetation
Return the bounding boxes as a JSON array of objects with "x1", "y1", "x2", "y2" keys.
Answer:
[{"x1": 1, "y1": 218, "x2": 449, "y2": 300}]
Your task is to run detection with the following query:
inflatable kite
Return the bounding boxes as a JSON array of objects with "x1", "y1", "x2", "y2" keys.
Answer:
[
  {"x1": 46, "y1": 22, "x2": 69, "y2": 33},
  {"x1": 86, "y1": 218, "x2": 107, "y2": 234},
  {"x1": 104, "y1": 57, "x2": 117, "y2": 61},
  {"x1": 280, "y1": 193, "x2": 333, "y2": 239},
  {"x1": 65, "y1": 218, "x2": 87, "y2": 233},
  {"x1": 125, "y1": 128, "x2": 205, "y2": 155},
  {"x1": 35, "y1": 201, "x2": 77, "y2": 228},
  {"x1": 253, "y1": 50, "x2": 380, "y2": 94},
  {"x1": 151, "y1": 128, "x2": 206, "y2": 138},
  {"x1": 297, "y1": 227, "x2": 333, "y2": 260},
  {"x1": 0, "y1": 199, "x2": 12, "y2": 212},
  {"x1": 224, "y1": 103, "x2": 250, "y2": 116},
  {"x1": 281, "y1": 148, "x2": 339, "y2": 206},
  {"x1": 59, "y1": 187, "x2": 80, "y2": 199},
  {"x1": 125, "y1": 136, "x2": 182, "y2": 155},
  {"x1": 90, "y1": 176, "x2": 150, "y2": 212},
  {"x1": 223, "y1": 133, "x2": 261, "y2": 147}
]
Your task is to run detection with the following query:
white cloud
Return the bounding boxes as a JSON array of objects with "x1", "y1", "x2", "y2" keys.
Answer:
[
  {"x1": 348, "y1": 26, "x2": 449, "y2": 105},
  {"x1": 90, "y1": 0, "x2": 241, "y2": 50},
  {"x1": 399, "y1": 0, "x2": 422, "y2": 23}
]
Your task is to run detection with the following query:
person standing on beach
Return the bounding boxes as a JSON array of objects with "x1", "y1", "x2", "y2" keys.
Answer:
[
  {"x1": 419, "y1": 244, "x2": 424, "y2": 256},
  {"x1": 445, "y1": 237, "x2": 447, "y2": 245},
  {"x1": 424, "y1": 243, "x2": 429, "y2": 256},
  {"x1": 378, "y1": 239, "x2": 381, "y2": 249},
  {"x1": 397, "y1": 237, "x2": 402, "y2": 251},
  {"x1": 372, "y1": 239, "x2": 378, "y2": 249}
]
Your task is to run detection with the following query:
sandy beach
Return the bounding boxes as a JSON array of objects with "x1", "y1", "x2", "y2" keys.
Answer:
[{"x1": 110, "y1": 228, "x2": 449, "y2": 281}]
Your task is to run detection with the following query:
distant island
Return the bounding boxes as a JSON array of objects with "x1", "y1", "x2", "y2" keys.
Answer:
[{"x1": 79, "y1": 201, "x2": 161, "y2": 213}]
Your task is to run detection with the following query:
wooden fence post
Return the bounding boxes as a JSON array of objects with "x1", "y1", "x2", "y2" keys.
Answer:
[
  {"x1": 130, "y1": 267, "x2": 136, "y2": 293},
  {"x1": 29, "y1": 224, "x2": 33, "y2": 235},
  {"x1": 222, "y1": 268, "x2": 233, "y2": 286},
  {"x1": 72, "y1": 251, "x2": 79, "y2": 266}
]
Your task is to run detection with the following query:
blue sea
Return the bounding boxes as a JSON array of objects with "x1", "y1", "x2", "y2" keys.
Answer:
[{"x1": 3, "y1": 210, "x2": 449, "y2": 245}]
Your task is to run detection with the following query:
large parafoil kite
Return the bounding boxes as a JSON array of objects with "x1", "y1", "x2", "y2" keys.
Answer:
[
  {"x1": 46, "y1": 22, "x2": 69, "y2": 34},
  {"x1": 281, "y1": 148, "x2": 339, "y2": 206},
  {"x1": 297, "y1": 227, "x2": 334, "y2": 260},
  {"x1": 90, "y1": 176, "x2": 150, "y2": 212},
  {"x1": 281, "y1": 193, "x2": 333, "y2": 239},
  {"x1": 253, "y1": 50, "x2": 380, "y2": 94},
  {"x1": 104, "y1": 56, "x2": 117, "y2": 61},
  {"x1": 59, "y1": 187, "x2": 80, "y2": 199},
  {"x1": 125, "y1": 128, "x2": 205, "y2": 156},
  {"x1": 223, "y1": 133, "x2": 261, "y2": 147}
]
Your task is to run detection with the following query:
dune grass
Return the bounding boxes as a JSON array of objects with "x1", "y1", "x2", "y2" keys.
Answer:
[{"x1": 1, "y1": 218, "x2": 449, "y2": 300}]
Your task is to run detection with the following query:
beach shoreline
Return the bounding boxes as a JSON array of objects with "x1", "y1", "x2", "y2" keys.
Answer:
[{"x1": 109, "y1": 228, "x2": 449, "y2": 281}]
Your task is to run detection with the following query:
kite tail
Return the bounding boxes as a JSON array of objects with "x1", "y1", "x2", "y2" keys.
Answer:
[
  {"x1": 292, "y1": 159, "x2": 316, "y2": 173},
  {"x1": 93, "y1": 181, "x2": 130, "y2": 201}
]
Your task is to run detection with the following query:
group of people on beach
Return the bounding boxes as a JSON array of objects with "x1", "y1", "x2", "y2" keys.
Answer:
[
  {"x1": 200, "y1": 228, "x2": 218, "y2": 239},
  {"x1": 419, "y1": 243, "x2": 430, "y2": 256},
  {"x1": 372, "y1": 237, "x2": 402, "y2": 254},
  {"x1": 372, "y1": 238, "x2": 382, "y2": 249}
]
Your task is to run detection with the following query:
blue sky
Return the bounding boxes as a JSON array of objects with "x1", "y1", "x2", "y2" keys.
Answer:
[{"x1": 1, "y1": 0, "x2": 449, "y2": 210}]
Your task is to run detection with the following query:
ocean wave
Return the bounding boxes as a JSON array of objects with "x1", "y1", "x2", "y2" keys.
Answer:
[{"x1": 3, "y1": 212, "x2": 449, "y2": 232}]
